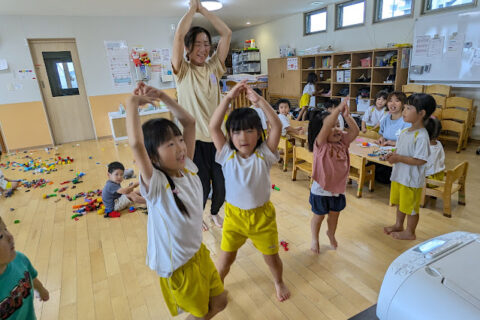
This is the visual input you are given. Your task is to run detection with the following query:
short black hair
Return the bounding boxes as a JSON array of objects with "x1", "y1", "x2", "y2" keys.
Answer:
[
  {"x1": 277, "y1": 99, "x2": 291, "y2": 109},
  {"x1": 324, "y1": 99, "x2": 340, "y2": 109},
  {"x1": 376, "y1": 90, "x2": 388, "y2": 100},
  {"x1": 108, "y1": 161, "x2": 125, "y2": 174},
  {"x1": 307, "y1": 110, "x2": 330, "y2": 152},
  {"x1": 387, "y1": 91, "x2": 407, "y2": 105},
  {"x1": 225, "y1": 107, "x2": 264, "y2": 151},
  {"x1": 425, "y1": 116, "x2": 442, "y2": 140},
  {"x1": 184, "y1": 26, "x2": 212, "y2": 61},
  {"x1": 407, "y1": 93, "x2": 437, "y2": 121},
  {"x1": 307, "y1": 72, "x2": 318, "y2": 84}
]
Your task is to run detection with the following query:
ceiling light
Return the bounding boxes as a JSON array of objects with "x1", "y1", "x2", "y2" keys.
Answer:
[
  {"x1": 201, "y1": 0, "x2": 223, "y2": 11},
  {"x1": 310, "y1": 1, "x2": 323, "y2": 5},
  {"x1": 246, "y1": 21, "x2": 251, "y2": 25}
]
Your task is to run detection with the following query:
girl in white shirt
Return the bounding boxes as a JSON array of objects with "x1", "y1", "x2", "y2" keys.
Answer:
[
  {"x1": 209, "y1": 81, "x2": 291, "y2": 302},
  {"x1": 126, "y1": 82, "x2": 227, "y2": 319},
  {"x1": 425, "y1": 117, "x2": 445, "y2": 182},
  {"x1": 298, "y1": 72, "x2": 317, "y2": 120}
]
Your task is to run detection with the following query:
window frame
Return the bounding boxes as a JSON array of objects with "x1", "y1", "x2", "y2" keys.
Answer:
[
  {"x1": 373, "y1": 0, "x2": 414, "y2": 23},
  {"x1": 335, "y1": 0, "x2": 367, "y2": 30},
  {"x1": 421, "y1": 0, "x2": 477, "y2": 14},
  {"x1": 304, "y1": 7, "x2": 328, "y2": 36}
]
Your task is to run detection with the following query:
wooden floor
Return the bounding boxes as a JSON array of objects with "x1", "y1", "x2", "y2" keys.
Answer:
[{"x1": 1, "y1": 138, "x2": 479, "y2": 320}]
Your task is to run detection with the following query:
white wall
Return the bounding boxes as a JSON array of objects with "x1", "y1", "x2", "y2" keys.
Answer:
[
  {"x1": 231, "y1": 0, "x2": 480, "y2": 139},
  {"x1": 0, "y1": 15, "x2": 178, "y2": 105}
]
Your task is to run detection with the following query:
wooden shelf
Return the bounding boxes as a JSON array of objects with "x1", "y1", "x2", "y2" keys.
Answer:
[
  {"x1": 373, "y1": 66, "x2": 394, "y2": 69},
  {"x1": 372, "y1": 83, "x2": 394, "y2": 85},
  {"x1": 351, "y1": 82, "x2": 372, "y2": 85},
  {"x1": 351, "y1": 67, "x2": 373, "y2": 69}
]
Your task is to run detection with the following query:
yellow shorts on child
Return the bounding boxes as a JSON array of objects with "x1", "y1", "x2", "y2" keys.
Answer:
[
  {"x1": 390, "y1": 181, "x2": 422, "y2": 215},
  {"x1": 427, "y1": 171, "x2": 445, "y2": 188},
  {"x1": 222, "y1": 201, "x2": 279, "y2": 255},
  {"x1": 159, "y1": 243, "x2": 224, "y2": 318},
  {"x1": 366, "y1": 125, "x2": 380, "y2": 132},
  {"x1": 280, "y1": 136, "x2": 293, "y2": 149}
]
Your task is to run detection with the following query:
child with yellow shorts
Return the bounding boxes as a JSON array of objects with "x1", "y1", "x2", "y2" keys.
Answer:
[
  {"x1": 209, "y1": 81, "x2": 291, "y2": 302},
  {"x1": 384, "y1": 93, "x2": 436, "y2": 240}
]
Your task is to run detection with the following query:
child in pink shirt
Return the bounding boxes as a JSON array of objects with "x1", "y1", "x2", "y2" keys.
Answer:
[{"x1": 307, "y1": 97, "x2": 359, "y2": 254}]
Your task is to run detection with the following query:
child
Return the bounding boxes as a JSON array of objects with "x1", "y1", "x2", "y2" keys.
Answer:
[
  {"x1": 126, "y1": 82, "x2": 227, "y2": 319},
  {"x1": 376, "y1": 92, "x2": 410, "y2": 146},
  {"x1": 0, "y1": 150, "x2": 20, "y2": 197},
  {"x1": 0, "y1": 216, "x2": 49, "y2": 319},
  {"x1": 102, "y1": 161, "x2": 146, "y2": 215},
  {"x1": 277, "y1": 99, "x2": 305, "y2": 137},
  {"x1": 325, "y1": 99, "x2": 345, "y2": 130},
  {"x1": 250, "y1": 88, "x2": 269, "y2": 134},
  {"x1": 307, "y1": 97, "x2": 359, "y2": 254},
  {"x1": 298, "y1": 72, "x2": 318, "y2": 121},
  {"x1": 361, "y1": 90, "x2": 388, "y2": 133},
  {"x1": 384, "y1": 93, "x2": 436, "y2": 240},
  {"x1": 425, "y1": 117, "x2": 445, "y2": 184},
  {"x1": 209, "y1": 81, "x2": 290, "y2": 302}
]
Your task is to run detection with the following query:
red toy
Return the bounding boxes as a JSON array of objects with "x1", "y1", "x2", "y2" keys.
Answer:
[
  {"x1": 272, "y1": 184, "x2": 280, "y2": 191},
  {"x1": 128, "y1": 206, "x2": 136, "y2": 213},
  {"x1": 280, "y1": 240, "x2": 289, "y2": 251}
]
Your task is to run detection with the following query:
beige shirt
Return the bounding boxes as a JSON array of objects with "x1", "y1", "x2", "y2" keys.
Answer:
[{"x1": 174, "y1": 53, "x2": 226, "y2": 142}]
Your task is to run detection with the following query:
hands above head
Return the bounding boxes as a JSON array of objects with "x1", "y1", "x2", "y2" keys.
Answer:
[
  {"x1": 340, "y1": 96, "x2": 350, "y2": 118},
  {"x1": 226, "y1": 80, "x2": 247, "y2": 100}
]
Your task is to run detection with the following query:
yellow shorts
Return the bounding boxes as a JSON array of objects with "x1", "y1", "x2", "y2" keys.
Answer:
[
  {"x1": 280, "y1": 136, "x2": 293, "y2": 149},
  {"x1": 427, "y1": 171, "x2": 445, "y2": 188},
  {"x1": 390, "y1": 181, "x2": 422, "y2": 215},
  {"x1": 366, "y1": 125, "x2": 380, "y2": 132},
  {"x1": 159, "y1": 243, "x2": 224, "y2": 318},
  {"x1": 222, "y1": 201, "x2": 279, "y2": 255}
]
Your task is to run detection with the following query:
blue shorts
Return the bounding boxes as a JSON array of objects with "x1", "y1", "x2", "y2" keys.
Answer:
[{"x1": 309, "y1": 192, "x2": 346, "y2": 215}]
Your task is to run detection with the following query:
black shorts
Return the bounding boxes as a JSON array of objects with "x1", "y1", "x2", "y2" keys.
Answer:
[{"x1": 309, "y1": 192, "x2": 346, "y2": 215}]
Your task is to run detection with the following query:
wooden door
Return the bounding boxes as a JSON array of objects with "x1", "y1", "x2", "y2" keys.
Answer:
[
  {"x1": 268, "y1": 58, "x2": 285, "y2": 96},
  {"x1": 29, "y1": 39, "x2": 95, "y2": 144}
]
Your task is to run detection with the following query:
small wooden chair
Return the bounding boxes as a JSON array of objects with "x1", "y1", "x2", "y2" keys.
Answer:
[
  {"x1": 291, "y1": 146, "x2": 313, "y2": 186},
  {"x1": 425, "y1": 84, "x2": 451, "y2": 97},
  {"x1": 402, "y1": 84, "x2": 424, "y2": 96},
  {"x1": 421, "y1": 161, "x2": 468, "y2": 217},
  {"x1": 278, "y1": 137, "x2": 295, "y2": 171},
  {"x1": 289, "y1": 119, "x2": 308, "y2": 146},
  {"x1": 348, "y1": 154, "x2": 375, "y2": 198},
  {"x1": 439, "y1": 108, "x2": 469, "y2": 153},
  {"x1": 445, "y1": 97, "x2": 474, "y2": 148}
]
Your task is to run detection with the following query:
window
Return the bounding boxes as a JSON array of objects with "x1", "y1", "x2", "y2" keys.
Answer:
[
  {"x1": 304, "y1": 8, "x2": 327, "y2": 35},
  {"x1": 336, "y1": 0, "x2": 366, "y2": 29},
  {"x1": 42, "y1": 51, "x2": 80, "y2": 97},
  {"x1": 375, "y1": 0, "x2": 413, "y2": 22},
  {"x1": 423, "y1": 0, "x2": 476, "y2": 13}
]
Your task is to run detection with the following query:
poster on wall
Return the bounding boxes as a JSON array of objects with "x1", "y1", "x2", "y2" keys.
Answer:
[
  {"x1": 104, "y1": 40, "x2": 133, "y2": 87},
  {"x1": 150, "y1": 48, "x2": 173, "y2": 82},
  {"x1": 286, "y1": 57, "x2": 298, "y2": 70}
]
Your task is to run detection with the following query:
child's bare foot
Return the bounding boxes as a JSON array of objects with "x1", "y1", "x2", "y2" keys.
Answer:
[
  {"x1": 310, "y1": 240, "x2": 320, "y2": 254},
  {"x1": 384, "y1": 225, "x2": 403, "y2": 235},
  {"x1": 326, "y1": 231, "x2": 338, "y2": 249},
  {"x1": 391, "y1": 230, "x2": 416, "y2": 240},
  {"x1": 210, "y1": 215, "x2": 223, "y2": 228},
  {"x1": 275, "y1": 282, "x2": 290, "y2": 302},
  {"x1": 202, "y1": 220, "x2": 209, "y2": 231}
]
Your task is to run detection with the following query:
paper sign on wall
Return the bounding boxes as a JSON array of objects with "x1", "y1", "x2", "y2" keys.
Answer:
[
  {"x1": 287, "y1": 57, "x2": 298, "y2": 70},
  {"x1": 0, "y1": 59, "x2": 8, "y2": 71},
  {"x1": 104, "y1": 40, "x2": 133, "y2": 87},
  {"x1": 16, "y1": 69, "x2": 36, "y2": 80}
]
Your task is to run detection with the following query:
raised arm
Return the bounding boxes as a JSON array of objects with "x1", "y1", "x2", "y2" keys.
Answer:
[
  {"x1": 126, "y1": 93, "x2": 157, "y2": 189},
  {"x1": 245, "y1": 86, "x2": 281, "y2": 153},
  {"x1": 198, "y1": 0, "x2": 232, "y2": 63},
  {"x1": 137, "y1": 82, "x2": 196, "y2": 159},
  {"x1": 209, "y1": 81, "x2": 246, "y2": 151},
  {"x1": 341, "y1": 99, "x2": 360, "y2": 144},
  {"x1": 316, "y1": 106, "x2": 343, "y2": 146},
  {"x1": 172, "y1": 0, "x2": 197, "y2": 73}
]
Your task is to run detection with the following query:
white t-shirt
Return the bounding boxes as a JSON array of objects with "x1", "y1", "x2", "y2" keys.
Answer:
[
  {"x1": 216, "y1": 142, "x2": 279, "y2": 210},
  {"x1": 426, "y1": 140, "x2": 445, "y2": 176},
  {"x1": 310, "y1": 180, "x2": 343, "y2": 197},
  {"x1": 0, "y1": 168, "x2": 7, "y2": 189},
  {"x1": 390, "y1": 128, "x2": 430, "y2": 188},
  {"x1": 303, "y1": 83, "x2": 316, "y2": 107},
  {"x1": 251, "y1": 105, "x2": 268, "y2": 130},
  {"x1": 362, "y1": 106, "x2": 387, "y2": 127},
  {"x1": 139, "y1": 158, "x2": 203, "y2": 278},
  {"x1": 278, "y1": 114, "x2": 290, "y2": 136}
]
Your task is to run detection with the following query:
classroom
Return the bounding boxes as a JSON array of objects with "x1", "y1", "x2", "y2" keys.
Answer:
[{"x1": 1, "y1": 0, "x2": 480, "y2": 319}]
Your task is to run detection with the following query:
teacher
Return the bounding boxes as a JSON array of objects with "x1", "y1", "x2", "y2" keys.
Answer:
[{"x1": 172, "y1": 0, "x2": 231, "y2": 230}]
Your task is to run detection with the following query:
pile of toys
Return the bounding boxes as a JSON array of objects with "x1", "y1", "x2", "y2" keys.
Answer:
[
  {"x1": 22, "y1": 178, "x2": 52, "y2": 189},
  {"x1": 71, "y1": 197, "x2": 104, "y2": 220}
]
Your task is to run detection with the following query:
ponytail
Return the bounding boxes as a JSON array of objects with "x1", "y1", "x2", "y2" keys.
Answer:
[{"x1": 152, "y1": 163, "x2": 189, "y2": 217}]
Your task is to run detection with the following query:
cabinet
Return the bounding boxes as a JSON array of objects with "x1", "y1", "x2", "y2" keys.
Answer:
[
  {"x1": 268, "y1": 47, "x2": 411, "y2": 112},
  {"x1": 267, "y1": 57, "x2": 301, "y2": 98}
]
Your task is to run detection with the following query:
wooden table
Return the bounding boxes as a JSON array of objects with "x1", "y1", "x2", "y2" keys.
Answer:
[{"x1": 349, "y1": 137, "x2": 392, "y2": 167}]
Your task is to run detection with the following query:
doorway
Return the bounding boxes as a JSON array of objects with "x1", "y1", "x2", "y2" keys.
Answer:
[{"x1": 28, "y1": 38, "x2": 96, "y2": 144}]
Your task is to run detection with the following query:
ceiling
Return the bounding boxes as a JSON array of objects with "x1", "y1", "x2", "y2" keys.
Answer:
[{"x1": 0, "y1": 0, "x2": 332, "y2": 31}]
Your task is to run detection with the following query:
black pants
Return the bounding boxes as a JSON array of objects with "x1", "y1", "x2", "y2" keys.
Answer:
[{"x1": 193, "y1": 140, "x2": 225, "y2": 215}]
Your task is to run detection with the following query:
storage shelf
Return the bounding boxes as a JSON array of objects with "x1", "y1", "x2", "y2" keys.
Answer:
[
  {"x1": 372, "y1": 83, "x2": 394, "y2": 85},
  {"x1": 351, "y1": 67, "x2": 373, "y2": 69}
]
